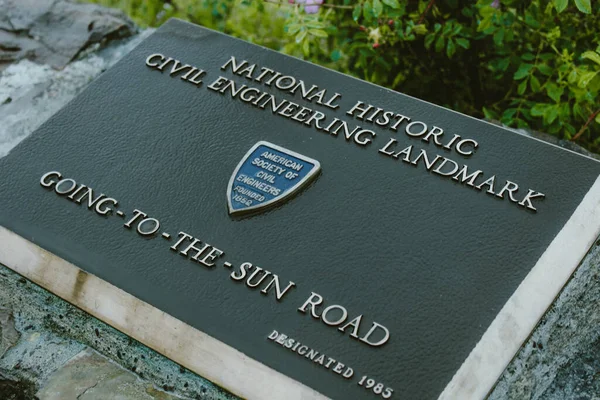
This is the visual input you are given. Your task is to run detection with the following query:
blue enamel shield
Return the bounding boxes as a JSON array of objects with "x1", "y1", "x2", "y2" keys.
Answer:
[{"x1": 227, "y1": 141, "x2": 321, "y2": 215}]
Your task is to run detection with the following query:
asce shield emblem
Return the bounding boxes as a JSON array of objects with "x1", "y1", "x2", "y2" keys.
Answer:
[{"x1": 227, "y1": 141, "x2": 321, "y2": 215}]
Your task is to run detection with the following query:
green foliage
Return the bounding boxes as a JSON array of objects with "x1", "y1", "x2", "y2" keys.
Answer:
[{"x1": 84, "y1": 0, "x2": 600, "y2": 151}]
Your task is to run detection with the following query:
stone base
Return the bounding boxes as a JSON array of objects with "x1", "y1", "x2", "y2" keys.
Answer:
[{"x1": 0, "y1": 264, "x2": 235, "y2": 400}]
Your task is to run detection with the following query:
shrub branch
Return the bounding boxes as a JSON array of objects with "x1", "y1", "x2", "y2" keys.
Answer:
[{"x1": 572, "y1": 108, "x2": 600, "y2": 142}]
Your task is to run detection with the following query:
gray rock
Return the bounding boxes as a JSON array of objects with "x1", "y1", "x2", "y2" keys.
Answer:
[
  {"x1": 0, "y1": 0, "x2": 55, "y2": 31},
  {"x1": 0, "y1": 375, "x2": 38, "y2": 400},
  {"x1": 488, "y1": 242, "x2": 600, "y2": 400},
  {"x1": 0, "y1": 30, "x2": 152, "y2": 159},
  {"x1": 0, "y1": 265, "x2": 235, "y2": 400},
  {"x1": 36, "y1": 349, "x2": 179, "y2": 400},
  {"x1": 0, "y1": 308, "x2": 19, "y2": 358},
  {"x1": 0, "y1": 0, "x2": 136, "y2": 69},
  {"x1": 0, "y1": 324, "x2": 86, "y2": 386}
]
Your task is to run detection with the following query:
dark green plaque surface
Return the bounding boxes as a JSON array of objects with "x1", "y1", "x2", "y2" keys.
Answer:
[{"x1": 1, "y1": 19, "x2": 600, "y2": 400}]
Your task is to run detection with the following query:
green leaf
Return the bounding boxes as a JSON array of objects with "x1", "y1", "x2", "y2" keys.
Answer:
[
  {"x1": 442, "y1": 23, "x2": 453, "y2": 36},
  {"x1": 493, "y1": 29, "x2": 505, "y2": 46},
  {"x1": 578, "y1": 71, "x2": 599, "y2": 88},
  {"x1": 546, "y1": 83, "x2": 564, "y2": 102},
  {"x1": 521, "y1": 53, "x2": 535, "y2": 61},
  {"x1": 574, "y1": 0, "x2": 591, "y2": 13},
  {"x1": 363, "y1": 0, "x2": 372, "y2": 20},
  {"x1": 496, "y1": 57, "x2": 510, "y2": 71},
  {"x1": 286, "y1": 23, "x2": 301, "y2": 35},
  {"x1": 305, "y1": 21, "x2": 325, "y2": 29},
  {"x1": 302, "y1": 37, "x2": 310, "y2": 56},
  {"x1": 435, "y1": 36, "x2": 445, "y2": 52},
  {"x1": 558, "y1": 63, "x2": 570, "y2": 73},
  {"x1": 595, "y1": 113, "x2": 600, "y2": 124},
  {"x1": 530, "y1": 75, "x2": 541, "y2": 92},
  {"x1": 482, "y1": 106, "x2": 498, "y2": 119},
  {"x1": 591, "y1": 75, "x2": 600, "y2": 91},
  {"x1": 310, "y1": 29, "x2": 328, "y2": 38},
  {"x1": 568, "y1": 69, "x2": 578, "y2": 83},
  {"x1": 352, "y1": 4, "x2": 362, "y2": 21},
  {"x1": 295, "y1": 30, "x2": 307, "y2": 44},
  {"x1": 525, "y1": 13, "x2": 541, "y2": 29},
  {"x1": 502, "y1": 108, "x2": 518, "y2": 119},
  {"x1": 582, "y1": 51, "x2": 600, "y2": 66},
  {"x1": 413, "y1": 24, "x2": 427, "y2": 35},
  {"x1": 455, "y1": 38, "x2": 470, "y2": 49},
  {"x1": 514, "y1": 63, "x2": 534, "y2": 80},
  {"x1": 392, "y1": 72, "x2": 404, "y2": 87},
  {"x1": 478, "y1": 16, "x2": 493, "y2": 32},
  {"x1": 544, "y1": 106, "x2": 559, "y2": 124},
  {"x1": 382, "y1": 0, "x2": 400, "y2": 8},
  {"x1": 518, "y1": 78, "x2": 528, "y2": 95},
  {"x1": 372, "y1": 0, "x2": 383, "y2": 17},
  {"x1": 479, "y1": 4, "x2": 496, "y2": 18},
  {"x1": 505, "y1": 29, "x2": 514, "y2": 43},
  {"x1": 547, "y1": 123, "x2": 561, "y2": 134},
  {"x1": 424, "y1": 34, "x2": 436, "y2": 49},
  {"x1": 573, "y1": 103, "x2": 586, "y2": 120},
  {"x1": 446, "y1": 39, "x2": 456, "y2": 58},
  {"x1": 553, "y1": 0, "x2": 569, "y2": 12},
  {"x1": 531, "y1": 103, "x2": 548, "y2": 117},
  {"x1": 559, "y1": 103, "x2": 571, "y2": 119},
  {"x1": 537, "y1": 64, "x2": 553, "y2": 76}
]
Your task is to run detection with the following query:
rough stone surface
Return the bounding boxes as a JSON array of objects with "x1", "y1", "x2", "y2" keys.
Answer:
[
  {"x1": 0, "y1": 0, "x2": 136, "y2": 70},
  {"x1": 0, "y1": 376, "x2": 38, "y2": 400},
  {"x1": 488, "y1": 241, "x2": 600, "y2": 400},
  {"x1": 0, "y1": 308, "x2": 19, "y2": 358},
  {"x1": 37, "y1": 349, "x2": 178, "y2": 400},
  {"x1": 0, "y1": 29, "x2": 152, "y2": 158},
  {"x1": 0, "y1": 324, "x2": 85, "y2": 387},
  {"x1": 0, "y1": 265, "x2": 236, "y2": 400}
]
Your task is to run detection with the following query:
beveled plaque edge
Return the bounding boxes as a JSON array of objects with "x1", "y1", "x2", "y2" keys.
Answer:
[
  {"x1": 0, "y1": 225, "x2": 329, "y2": 400},
  {"x1": 439, "y1": 173, "x2": 600, "y2": 399}
]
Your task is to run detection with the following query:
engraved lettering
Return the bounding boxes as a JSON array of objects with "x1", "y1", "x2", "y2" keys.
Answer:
[
  {"x1": 145, "y1": 53, "x2": 164, "y2": 68},
  {"x1": 518, "y1": 189, "x2": 546, "y2": 211},
  {"x1": 298, "y1": 292, "x2": 323, "y2": 319},
  {"x1": 360, "y1": 322, "x2": 390, "y2": 347},
  {"x1": 95, "y1": 197, "x2": 118, "y2": 216},
  {"x1": 40, "y1": 171, "x2": 62, "y2": 188}
]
